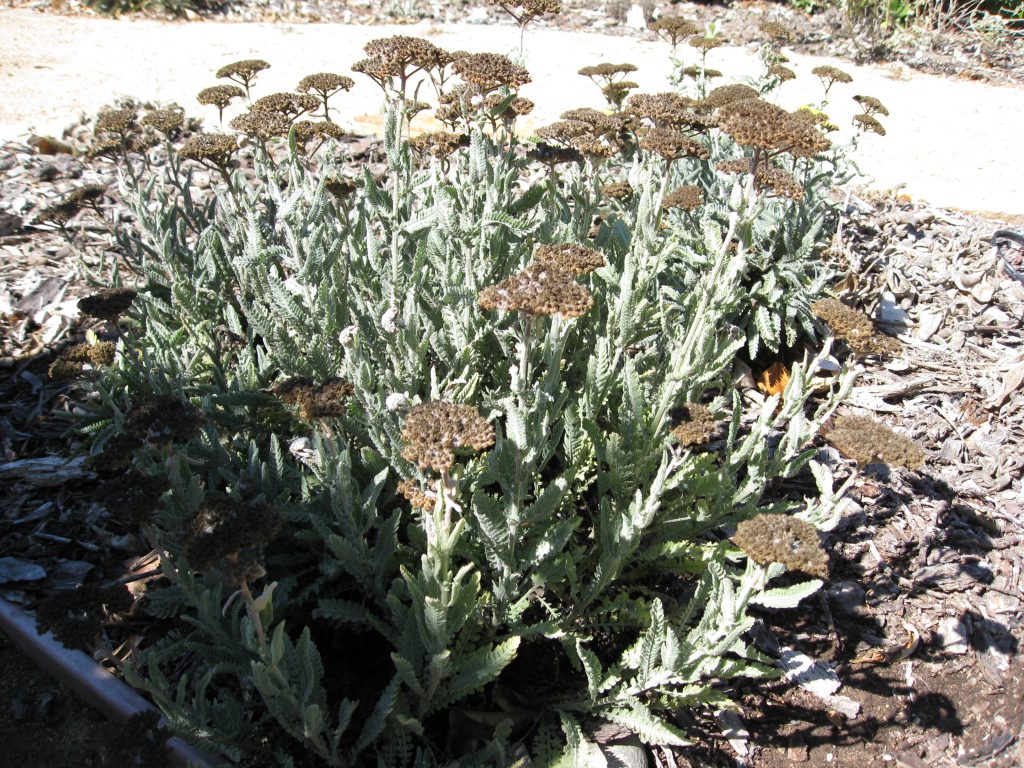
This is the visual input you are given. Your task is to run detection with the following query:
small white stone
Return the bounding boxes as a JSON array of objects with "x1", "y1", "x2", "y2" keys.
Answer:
[{"x1": 386, "y1": 393, "x2": 408, "y2": 411}]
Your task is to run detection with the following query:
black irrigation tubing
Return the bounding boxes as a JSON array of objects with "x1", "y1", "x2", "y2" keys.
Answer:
[
  {"x1": 0, "y1": 596, "x2": 221, "y2": 768},
  {"x1": 993, "y1": 229, "x2": 1024, "y2": 283}
]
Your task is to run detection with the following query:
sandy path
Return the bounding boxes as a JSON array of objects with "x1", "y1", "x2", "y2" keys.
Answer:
[{"x1": 1, "y1": 9, "x2": 1022, "y2": 216}]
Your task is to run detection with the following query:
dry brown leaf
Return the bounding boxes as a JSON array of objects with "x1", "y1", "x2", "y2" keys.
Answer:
[{"x1": 757, "y1": 361, "x2": 790, "y2": 397}]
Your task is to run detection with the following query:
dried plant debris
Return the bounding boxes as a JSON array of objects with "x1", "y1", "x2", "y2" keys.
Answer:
[
  {"x1": 811, "y1": 297, "x2": 902, "y2": 356},
  {"x1": 401, "y1": 401, "x2": 495, "y2": 474},
  {"x1": 670, "y1": 403, "x2": 717, "y2": 447},
  {"x1": 824, "y1": 413, "x2": 925, "y2": 469},
  {"x1": 733, "y1": 513, "x2": 828, "y2": 577},
  {"x1": 35, "y1": 583, "x2": 133, "y2": 650}
]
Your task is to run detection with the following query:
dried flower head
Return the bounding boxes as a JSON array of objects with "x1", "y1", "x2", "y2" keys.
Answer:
[
  {"x1": 824, "y1": 413, "x2": 924, "y2": 469},
  {"x1": 178, "y1": 133, "x2": 238, "y2": 167},
  {"x1": 578, "y1": 62, "x2": 638, "y2": 79},
  {"x1": 125, "y1": 394, "x2": 204, "y2": 445},
  {"x1": 272, "y1": 376, "x2": 354, "y2": 419},
  {"x1": 560, "y1": 108, "x2": 625, "y2": 136},
  {"x1": 34, "y1": 200, "x2": 79, "y2": 228},
  {"x1": 768, "y1": 64, "x2": 796, "y2": 82},
  {"x1": 760, "y1": 21, "x2": 794, "y2": 42},
  {"x1": 251, "y1": 92, "x2": 320, "y2": 119},
  {"x1": 48, "y1": 341, "x2": 116, "y2": 380},
  {"x1": 662, "y1": 185, "x2": 705, "y2": 211},
  {"x1": 688, "y1": 35, "x2": 725, "y2": 52},
  {"x1": 298, "y1": 72, "x2": 355, "y2": 95},
  {"x1": 853, "y1": 113, "x2": 886, "y2": 136},
  {"x1": 36, "y1": 584, "x2": 133, "y2": 650},
  {"x1": 602, "y1": 181, "x2": 633, "y2": 201},
  {"x1": 812, "y1": 65, "x2": 852, "y2": 85},
  {"x1": 853, "y1": 94, "x2": 889, "y2": 116},
  {"x1": 535, "y1": 119, "x2": 592, "y2": 145},
  {"x1": 811, "y1": 298, "x2": 902, "y2": 356},
  {"x1": 758, "y1": 166, "x2": 804, "y2": 200},
  {"x1": 325, "y1": 176, "x2": 358, "y2": 199},
  {"x1": 733, "y1": 514, "x2": 827, "y2": 577},
  {"x1": 701, "y1": 84, "x2": 760, "y2": 109},
  {"x1": 292, "y1": 120, "x2": 346, "y2": 146},
  {"x1": 141, "y1": 109, "x2": 184, "y2": 134},
  {"x1": 229, "y1": 110, "x2": 292, "y2": 141},
  {"x1": 96, "y1": 108, "x2": 137, "y2": 136},
  {"x1": 478, "y1": 263, "x2": 594, "y2": 318},
  {"x1": 681, "y1": 65, "x2": 722, "y2": 79},
  {"x1": 184, "y1": 497, "x2": 282, "y2": 585},
  {"x1": 639, "y1": 126, "x2": 710, "y2": 161},
  {"x1": 649, "y1": 16, "x2": 699, "y2": 47},
  {"x1": 571, "y1": 134, "x2": 618, "y2": 160},
  {"x1": 216, "y1": 59, "x2": 270, "y2": 90},
  {"x1": 670, "y1": 403, "x2": 716, "y2": 446},
  {"x1": 98, "y1": 469, "x2": 169, "y2": 529},
  {"x1": 78, "y1": 287, "x2": 136, "y2": 321},
  {"x1": 718, "y1": 98, "x2": 830, "y2": 157},
  {"x1": 409, "y1": 131, "x2": 469, "y2": 160},
  {"x1": 361, "y1": 36, "x2": 449, "y2": 84},
  {"x1": 532, "y1": 243, "x2": 605, "y2": 275},
  {"x1": 198, "y1": 84, "x2": 246, "y2": 110},
  {"x1": 401, "y1": 401, "x2": 495, "y2": 474},
  {"x1": 398, "y1": 478, "x2": 436, "y2": 510},
  {"x1": 88, "y1": 432, "x2": 143, "y2": 475},
  {"x1": 528, "y1": 141, "x2": 583, "y2": 168},
  {"x1": 453, "y1": 52, "x2": 531, "y2": 92},
  {"x1": 89, "y1": 136, "x2": 127, "y2": 159},
  {"x1": 487, "y1": 0, "x2": 561, "y2": 25}
]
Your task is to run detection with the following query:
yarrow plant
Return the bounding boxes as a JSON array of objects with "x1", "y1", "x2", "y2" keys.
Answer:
[{"x1": 61, "y1": 17, "x2": 914, "y2": 768}]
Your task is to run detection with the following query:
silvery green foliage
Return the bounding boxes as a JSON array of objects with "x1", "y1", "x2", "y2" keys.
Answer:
[{"x1": 90, "y1": 100, "x2": 852, "y2": 766}]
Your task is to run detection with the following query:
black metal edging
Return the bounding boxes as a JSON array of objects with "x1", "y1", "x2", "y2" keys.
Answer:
[{"x1": 0, "y1": 597, "x2": 220, "y2": 768}]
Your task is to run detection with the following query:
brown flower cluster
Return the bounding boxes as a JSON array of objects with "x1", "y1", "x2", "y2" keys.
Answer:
[
  {"x1": 142, "y1": 109, "x2": 184, "y2": 134},
  {"x1": 409, "y1": 131, "x2": 469, "y2": 160},
  {"x1": 453, "y1": 53, "x2": 531, "y2": 92},
  {"x1": 126, "y1": 394, "x2": 204, "y2": 445},
  {"x1": 400, "y1": 401, "x2": 495, "y2": 474},
  {"x1": 250, "y1": 92, "x2": 320, "y2": 119},
  {"x1": 97, "y1": 469, "x2": 169, "y2": 529},
  {"x1": 681, "y1": 65, "x2": 722, "y2": 80},
  {"x1": 701, "y1": 84, "x2": 760, "y2": 109},
  {"x1": 325, "y1": 176, "x2": 358, "y2": 199},
  {"x1": 768, "y1": 64, "x2": 796, "y2": 82},
  {"x1": 662, "y1": 185, "x2": 705, "y2": 212},
  {"x1": 96, "y1": 108, "x2": 137, "y2": 136},
  {"x1": 812, "y1": 65, "x2": 852, "y2": 85},
  {"x1": 760, "y1": 21, "x2": 794, "y2": 42},
  {"x1": 602, "y1": 181, "x2": 633, "y2": 201},
  {"x1": 183, "y1": 497, "x2": 282, "y2": 586},
  {"x1": 853, "y1": 113, "x2": 886, "y2": 136},
  {"x1": 78, "y1": 287, "x2": 136, "y2": 321},
  {"x1": 733, "y1": 514, "x2": 828, "y2": 577},
  {"x1": 626, "y1": 92, "x2": 696, "y2": 126},
  {"x1": 811, "y1": 298, "x2": 902, "y2": 356},
  {"x1": 670, "y1": 403, "x2": 716, "y2": 447},
  {"x1": 48, "y1": 340, "x2": 117, "y2": 381},
  {"x1": 36, "y1": 583, "x2": 133, "y2": 650},
  {"x1": 528, "y1": 141, "x2": 583, "y2": 168},
  {"x1": 757, "y1": 166, "x2": 804, "y2": 200},
  {"x1": 639, "y1": 126, "x2": 710, "y2": 161},
  {"x1": 397, "y1": 478, "x2": 436, "y2": 510},
  {"x1": 532, "y1": 243, "x2": 605, "y2": 275},
  {"x1": 478, "y1": 262, "x2": 594, "y2": 318},
  {"x1": 298, "y1": 72, "x2": 355, "y2": 96},
  {"x1": 229, "y1": 110, "x2": 293, "y2": 141},
  {"x1": 216, "y1": 59, "x2": 270, "y2": 90},
  {"x1": 198, "y1": 84, "x2": 245, "y2": 110},
  {"x1": 272, "y1": 376, "x2": 354, "y2": 419},
  {"x1": 355, "y1": 36, "x2": 448, "y2": 90},
  {"x1": 649, "y1": 16, "x2": 698, "y2": 48},
  {"x1": 824, "y1": 413, "x2": 924, "y2": 469},
  {"x1": 853, "y1": 95, "x2": 889, "y2": 116},
  {"x1": 578, "y1": 62, "x2": 637, "y2": 81},
  {"x1": 487, "y1": 0, "x2": 561, "y2": 24},
  {"x1": 178, "y1": 133, "x2": 238, "y2": 168},
  {"x1": 718, "y1": 98, "x2": 830, "y2": 157},
  {"x1": 292, "y1": 120, "x2": 346, "y2": 146},
  {"x1": 688, "y1": 35, "x2": 725, "y2": 52}
]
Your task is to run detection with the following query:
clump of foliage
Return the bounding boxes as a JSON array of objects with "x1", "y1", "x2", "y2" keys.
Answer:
[{"x1": 57, "y1": 22, "x2": 922, "y2": 767}]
